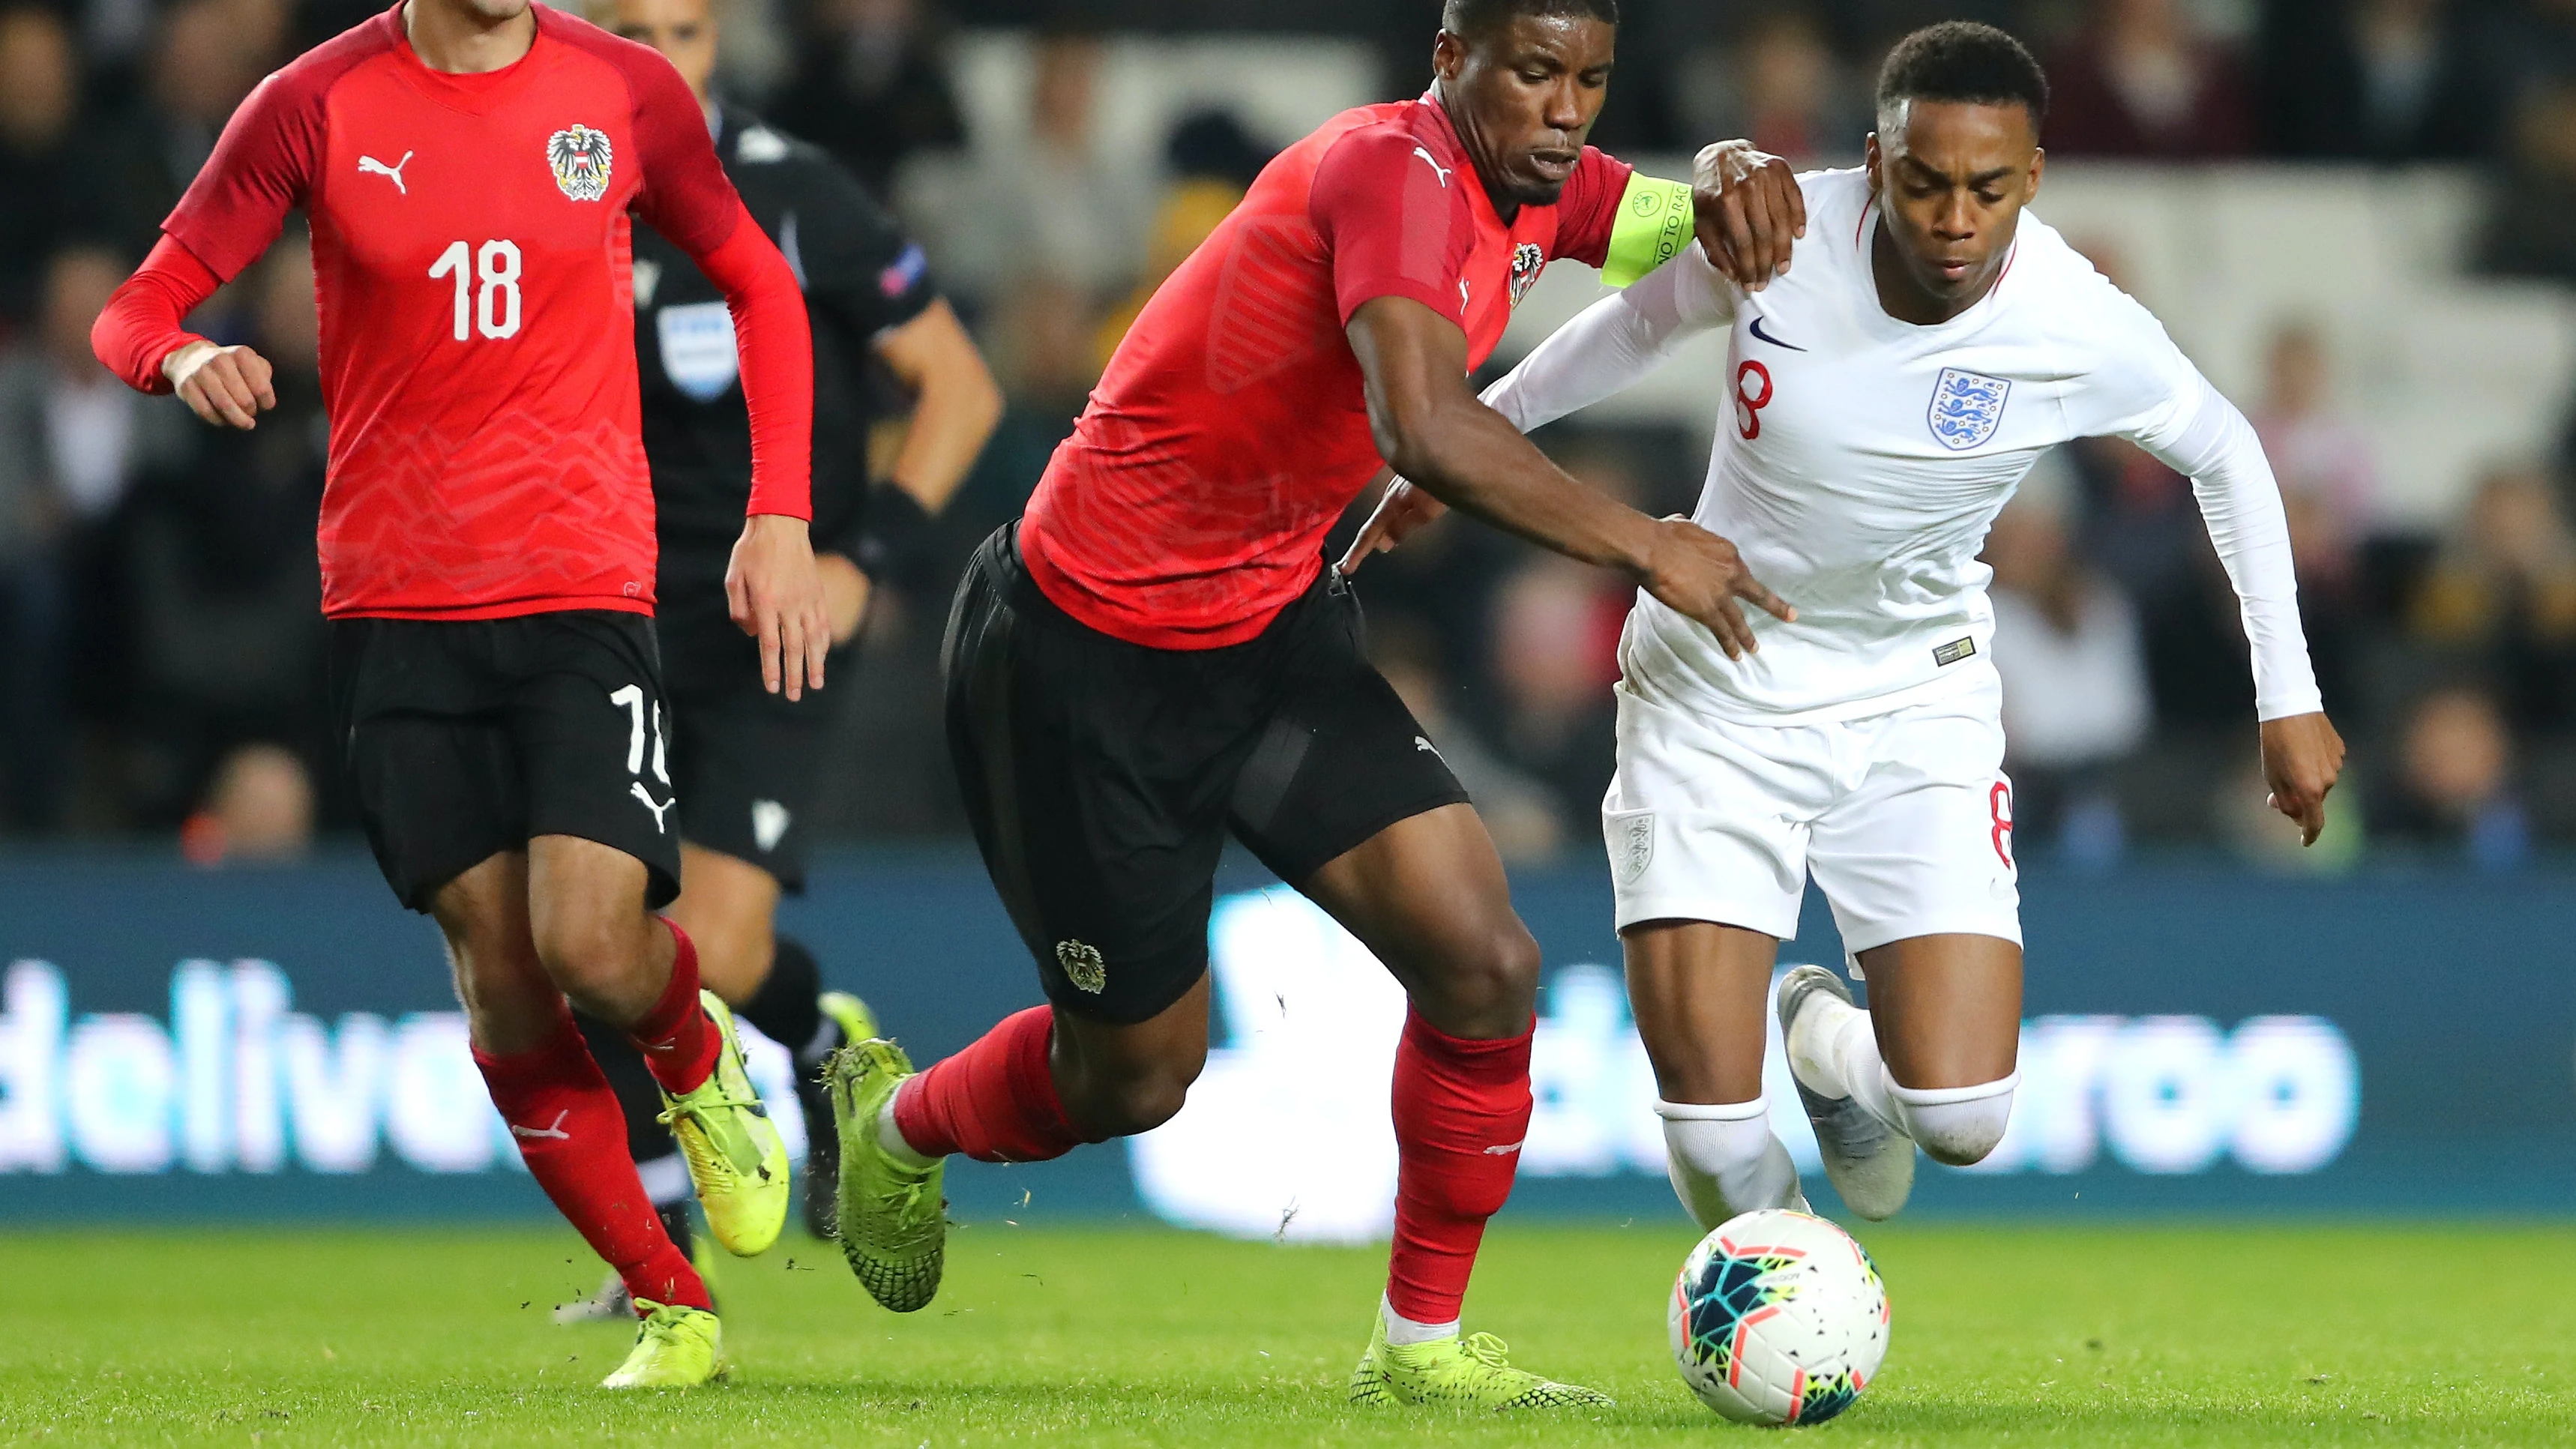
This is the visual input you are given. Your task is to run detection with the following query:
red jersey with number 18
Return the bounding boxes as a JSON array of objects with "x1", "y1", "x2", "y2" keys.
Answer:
[
  {"x1": 1017, "y1": 94, "x2": 1632, "y2": 649},
  {"x1": 144, "y1": 1, "x2": 808, "y2": 620}
]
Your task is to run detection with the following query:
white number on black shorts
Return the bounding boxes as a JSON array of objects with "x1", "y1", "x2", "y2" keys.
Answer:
[
  {"x1": 610, "y1": 684, "x2": 673, "y2": 834},
  {"x1": 609, "y1": 684, "x2": 669, "y2": 784}
]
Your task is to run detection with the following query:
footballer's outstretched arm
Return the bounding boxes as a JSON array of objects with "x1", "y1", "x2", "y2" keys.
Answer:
[
  {"x1": 2135, "y1": 376, "x2": 2347, "y2": 844},
  {"x1": 1338, "y1": 246, "x2": 1736, "y2": 575},
  {"x1": 1481, "y1": 244, "x2": 1737, "y2": 433},
  {"x1": 1345, "y1": 294, "x2": 1790, "y2": 660}
]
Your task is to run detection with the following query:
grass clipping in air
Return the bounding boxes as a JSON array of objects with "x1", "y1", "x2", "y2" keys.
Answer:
[{"x1": 5, "y1": 1222, "x2": 2575, "y2": 1445}]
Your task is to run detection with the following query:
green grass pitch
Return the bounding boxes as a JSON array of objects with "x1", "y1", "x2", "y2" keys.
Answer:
[{"x1": 5, "y1": 1221, "x2": 2574, "y2": 1445}]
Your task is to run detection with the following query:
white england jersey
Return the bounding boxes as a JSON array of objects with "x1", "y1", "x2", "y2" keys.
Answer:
[{"x1": 1484, "y1": 167, "x2": 2320, "y2": 727}]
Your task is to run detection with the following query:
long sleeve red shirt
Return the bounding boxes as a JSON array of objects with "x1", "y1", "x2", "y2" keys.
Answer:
[{"x1": 91, "y1": 0, "x2": 813, "y2": 620}]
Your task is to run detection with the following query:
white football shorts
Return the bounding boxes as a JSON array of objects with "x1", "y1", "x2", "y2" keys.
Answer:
[{"x1": 1601, "y1": 666, "x2": 2020, "y2": 960}]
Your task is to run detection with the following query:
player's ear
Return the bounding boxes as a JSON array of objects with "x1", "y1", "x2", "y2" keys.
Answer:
[
  {"x1": 1432, "y1": 28, "x2": 1466, "y2": 83},
  {"x1": 2025, "y1": 146, "x2": 2045, "y2": 202},
  {"x1": 1863, "y1": 131, "x2": 1883, "y2": 193}
]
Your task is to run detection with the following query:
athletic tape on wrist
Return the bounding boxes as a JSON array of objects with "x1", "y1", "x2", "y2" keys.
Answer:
[{"x1": 1601, "y1": 172, "x2": 1695, "y2": 288}]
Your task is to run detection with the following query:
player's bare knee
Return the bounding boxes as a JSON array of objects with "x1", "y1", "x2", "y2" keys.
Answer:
[
  {"x1": 1422, "y1": 921, "x2": 1542, "y2": 1036},
  {"x1": 531, "y1": 903, "x2": 657, "y2": 1013}
]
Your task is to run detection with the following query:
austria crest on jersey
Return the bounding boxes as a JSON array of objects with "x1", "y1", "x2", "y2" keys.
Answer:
[
  {"x1": 1508, "y1": 241, "x2": 1545, "y2": 307},
  {"x1": 548, "y1": 124, "x2": 614, "y2": 202},
  {"x1": 1928, "y1": 367, "x2": 2009, "y2": 451}
]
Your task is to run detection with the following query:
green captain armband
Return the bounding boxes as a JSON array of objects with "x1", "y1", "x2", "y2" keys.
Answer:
[{"x1": 1601, "y1": 172, "x2": 1695, "y2": 288}]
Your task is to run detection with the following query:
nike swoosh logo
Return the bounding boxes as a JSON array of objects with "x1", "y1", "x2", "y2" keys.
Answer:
[
  {"x1": 510, "y1": 1109, "x2": 571, "y2": 1141},
  {"x1": 1483, "y1": 1139, "x2": 1526, "y2": 1156},
  {"x1": 1748, "y1": 316, "x2": 1805, "y2": 352}
]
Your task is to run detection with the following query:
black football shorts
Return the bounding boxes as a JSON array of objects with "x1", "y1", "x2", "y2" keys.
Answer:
[
  {"x1": 942, "y1": 523, "x2": 1469, "y2": 1025},
  {"x1": 328, "y1": 611, "x2": 684, "y2": 912},
  {"x1": 660, "y1": 660, "x2": 831, "y2": 894}
]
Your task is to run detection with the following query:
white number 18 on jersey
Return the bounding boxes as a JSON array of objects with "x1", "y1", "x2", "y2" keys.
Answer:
[{"x1": 430, "y1": 239, "x2": 523, "y2": 341}]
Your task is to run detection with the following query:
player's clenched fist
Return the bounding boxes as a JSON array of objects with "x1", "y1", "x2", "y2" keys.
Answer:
[
  {"x1": 163, "y1": 340, "x2": 277, "y2": 430},
  {"x1": 1638, "y1": 516, "x2": 1795, "y2": 662},
  {"x1": 1692, "y1": 141, "x2": 1807, "y2": 291},
  {"x1": 2260, "y1": 711, "x2": 2346, "y2": 847},
  {"x1": 727, "y1": 513, "x2": 832, "y2": 701},
  {"x1": 1337, "y1": 476, "x2": 1449, "y2": 576}
]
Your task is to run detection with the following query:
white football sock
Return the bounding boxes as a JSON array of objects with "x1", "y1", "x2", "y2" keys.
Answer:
[
  {"x1": 1830, "y1": 1012, "x2": 1910, "y2": 1137},
  {"x1": 876, "y1": 1078, "x2": 940, "y2": 1169},
  {"x1": 1655, "y1": 1098, "x2": 1804, "y2": 1230},
  {"x1": 1784, "y1": 987, "x2": 1872, "y2": 1103},
  {"x1": 1796, "y1": 998, "x2": 2020, "y2": 1165},
  {"x1": 1888, "y1": 1073, "x2": 2019, "y2": 1166},
  {"x1": 1380, "y1": 1295, "x2": 1460, "y2": 1347}
]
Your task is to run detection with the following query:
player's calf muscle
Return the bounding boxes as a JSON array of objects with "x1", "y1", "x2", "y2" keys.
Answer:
[
  {"x1": 1622, "y1": 922, "x2": 1776, "y2": 1103},
  {"x1": 1060, "y1": 1059, "x2": 1197, "y2": 1138},
  {"x1": 1050, "y1": 998, "x2": 1209, "y2": 1138},
  {"x1": 429, "y1": 857, "x2": 551, "y2": 1049},
  {"x1": 666, "y1": 844, "x2": 779, "y2": 999},
  {"x1": 1854, "y1": 935, "x2": 2021, "y2": 1089}
]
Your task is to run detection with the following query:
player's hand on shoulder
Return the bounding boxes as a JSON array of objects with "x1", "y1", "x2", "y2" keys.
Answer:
[
  {"x1": 2260, "y1": 711, "x2": 2346, "y2": 847},
  {"x1": 1691, "y1": 142, "x2": 1806, "y2": 292},
  {"x1": 1337, "y1": 475, "x2": 1449, "y2": 576},
  {"x1": 163, "y1": 340, "x2": 276, "y2": 430},
  {"x1": 1641, "y1": 515, "x2": 1796, "y2": 662},
  {"x1": 726, "y1": 514, "x2": 832, "y2": 701}
]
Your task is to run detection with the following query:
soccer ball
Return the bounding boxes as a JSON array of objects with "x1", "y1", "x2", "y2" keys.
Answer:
[{"x1": 1667, "y1": 1208, "x2": 1889, "y2": 1426}]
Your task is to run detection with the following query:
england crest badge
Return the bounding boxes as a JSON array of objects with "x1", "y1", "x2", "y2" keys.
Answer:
[
  {"x1": 1927, "y1": 367, "x2": 2010, "y2": 451},
  {"x1": 1611, "y1": 810, "x2": 1655, "y2": 886},
  {"x1": 547, "y1": 124, "x2": 613, "y2": 202}
]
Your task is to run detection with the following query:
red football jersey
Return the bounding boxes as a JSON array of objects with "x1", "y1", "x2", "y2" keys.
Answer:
[
  {"x1": 150, "y1": 2, "x2": 807, "y2": 620},
  {"x1": 1018, "y1": 95, "x2": 1631, "y2": 649}
]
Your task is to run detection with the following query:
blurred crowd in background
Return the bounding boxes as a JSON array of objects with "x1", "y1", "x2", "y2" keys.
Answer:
[{"x1": 9, "y1": 0, "x2": 2576, "y2": 870}]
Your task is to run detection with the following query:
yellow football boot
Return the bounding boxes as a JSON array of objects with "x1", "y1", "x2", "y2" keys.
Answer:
[
  {"x1": 601, "y1": 1299, "x2": 724, "y2": 1388},
  {"x1": 656, "y1": 991, "x2": 790, "y2": 1256}
]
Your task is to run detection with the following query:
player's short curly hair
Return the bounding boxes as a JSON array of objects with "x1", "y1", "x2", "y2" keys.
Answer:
[
  {"x1": 1442, "y1": 0, "x2": 1619, "y2": 39},
  {"x1": 1875, "y1": 22, "x2": 2047, "y2": 131}
]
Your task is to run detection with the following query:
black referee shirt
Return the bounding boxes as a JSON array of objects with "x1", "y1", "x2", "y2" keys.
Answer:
[{"x1": 634, "y1": 106, "x2": 939, "y2": 685}]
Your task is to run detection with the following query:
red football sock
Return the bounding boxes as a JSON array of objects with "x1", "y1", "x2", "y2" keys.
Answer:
[
  {"x1": 891, "y1": 1007, "x2": 1092, "y2": 1163},
  {"x1": 1385, "y1": 1007, "x2": 1535, "y2": 1325},
  {"x1": 625, "y1": 918, "x2": 719, "y2": 1096},
  {"x1": 475, "y1": 1005, "x2": 711, "y2": 1313}
]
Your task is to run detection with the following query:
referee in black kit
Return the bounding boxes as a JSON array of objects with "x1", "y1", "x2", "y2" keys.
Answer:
[{"x1": 561, "y1": 0, "x2": 1001, "y2": 1313}]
